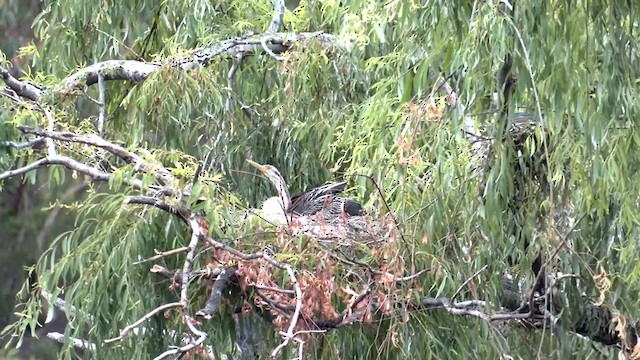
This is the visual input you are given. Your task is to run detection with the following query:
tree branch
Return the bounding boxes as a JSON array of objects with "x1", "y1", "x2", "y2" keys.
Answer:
[
  {"x1": 195, "y1": 266, "x2": 238, "y2": 319},
  {"x1": 47, "y1": 332, "x2": 96, "y2": 351},
  {"x1": 0, "y1": 66, "x2": 42, "y2": 101},
  {"x1": 17, "y1": 125, "x2": 175, "y2": 185},
  {"x1": 267, "y1": 0, "x2": 285, "y2": 33},
  {"x1": 2, "y1": 32, "x2": 348, "y2": 103}
]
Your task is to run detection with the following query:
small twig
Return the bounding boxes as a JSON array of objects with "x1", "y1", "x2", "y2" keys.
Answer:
[
  {"x1": 105, "y1": 302, "x2": 182, "y2": 343},
  {"x1": 343, "y1": 173, "x2": 408, "y2": 256},
  {"x1": 152, "y1": 317, "x2": 207, "y2": 360},
  {"x1": 271, "y1": 264, "x2": 303, "y2": 357},
  {"x1": 524, "y1": 213, "x2": 586, "y2": 316},
  {"x1": 403, "y1": 199, "x2": 436, "y2": 223},
  {"x1": 451, "y1": 265, "x2": 488, "y2": 301},
  {"x1": 181, "y1": 217, "x2": 202, "y2": 307},
  {"x1": 252, "y1": 284, "x2": 295, "y2": 294},
  {"x1": 134, "y1": 247, "x2": 190, "y2": 265},
  {"x1": 92, "y1": 26, "x2": 142, "y2": 59},
  {"x1": 225, "y1": 52, "x2": 244, "y2": 112},
  {"x1": 0, "y1": 86, "x2": 21, "y2": 102},
  {"x1": 36, "y1": 104, "x2": 57, "y2": 157},
  {"x1": 543, "y1": 273, "x2": 580, "y2": 298}
]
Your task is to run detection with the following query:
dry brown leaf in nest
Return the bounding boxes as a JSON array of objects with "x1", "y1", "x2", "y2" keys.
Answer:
[
  {"x1": 593, "y1": 266, "x2": 611, "y2": 306},
  {"x1": 359, "y1": 297, "x2": 373, "y2": 324},
  {"x1": 321, "y1": 298, "x2": 338, "y2": 319},
  {"x1": 631, "y1": 341, "x2": 640, "y2": 360},
  {"x1": 421, "y1": 233, "x2": 429, "y2": 244},
  {"x1": 273, "y1": 314, "x2": 286, "y2": 331},
  {"x1": 377, "y1": 291, "x2": 391, "y2": 315},
  {"x1": 195, "y1": 216, "x2": 209, "y2": 235},
  {"x1": 613, "y1": 313, "x2": 627, "y2": 343},
  {"x1": 256, "y1": 260, "x2": 274, "y2": 284},
  {"x1": 378, "y1": 271, "x2": 396, "y2": 287},
  {"x1": 423, "y1": 97, "x2": 443, "y2": 121}
]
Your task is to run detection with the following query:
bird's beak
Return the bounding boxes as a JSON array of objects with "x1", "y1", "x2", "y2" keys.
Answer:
[{"x1": 246, "y1": 159, "x2": 268, "y2": 174}]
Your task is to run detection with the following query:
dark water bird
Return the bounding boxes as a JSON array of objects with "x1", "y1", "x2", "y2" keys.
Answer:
[{"x1": 247, "y1": 159, "x2": 362, "y2": 223}]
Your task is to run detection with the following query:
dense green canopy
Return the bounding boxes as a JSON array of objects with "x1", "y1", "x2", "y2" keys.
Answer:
[{"x1": 1, "y1": 0, "x2": 639, "y2": 359}]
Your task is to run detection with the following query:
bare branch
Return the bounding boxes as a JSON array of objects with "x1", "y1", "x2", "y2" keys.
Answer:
[
  {"x1": 181, "y1": 217, "x2": 202, "y2": 308},
  {"x1": 0, "y1": 66, "x2": 42, "y2": 101},
  {"x1": 35, "y1": 105, "x2": 57, "y2": 157},
  {"x1": 260, "y1": 35, "x2": 286, "y2": 61},
  {"x1": 105, "y1": 302, "x2": 182, "y2": 344},
  {"x1": 134, "y1": 247, "x2": 190, "y2": 265},
  {"x1": 196, "y1": 266, "x2": 238, "y2": 319},
  {"x1": 2, "y1": 33, "x2": 347, "y2": 103},
  {"x1": 225, "y1": 52, "x2": 244, "y2": 112},
  {"x1": 271, "y1": 264, "x2": 303, "y2": 357},
  {"x1": 40, "y1": 291, "x2": 92, "y2": 322},
  {"x1": 0, "y1": 138, "x2": 46, "y2": 150},
  {"x1": 177, "y1": 32, "x2": 346, "y2": 69},
  {"x1": 0, "y1": 155, "x2": 115, "y2": 182},
  {"x1": 152, "y1": 318, "x2": 208, "y2": 360},
  {"x1": 125, "y1": 196, "x2": 186, "y2": 219},
  {"x1": 60, "y1": 60, "x2": 160, "y2": 95},
  {"x1": 451, "y1": 265, "x2": 488, "y2": 301},
  {"x1": 47, "y1": 332, "x2": 96, "y2": 351},
  {"x1": 267, "y1": 0, "x2": 286, "y2": 33},
  {"x1": 252, "y1": 284, "x2": 295, "y2": 295},
  {"x1": 17, "y1": 125, "x2": 175, "y2": 185},
  {"x1": 151, "y1": 216, "x2": 209, "y2": 360},
  {"x1": 97, "y1": 72, "x2": 106, "y2": 135}
]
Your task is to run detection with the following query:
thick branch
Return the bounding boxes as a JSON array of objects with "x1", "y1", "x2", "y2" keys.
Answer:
[
  {"x1": 267, "y1": 0, "x2": 286, "y2": 33},
  {"x1": 178, "y1": 32, "x2": 346, "y2": 68},
  {"x1": 60, "y1": 60, "x2": 160, "y2": 94},
  {"x1": 2, "y1": 33, "x2": 347, "y2": 103},
  {"x1": 0, "y1": 66, "x2": 42, "y2": 101},
  {"x1": 47, "y1": 332, "x2": 96, "y2": 351},
  {"x1": 195, "y1": 266, "x2": 238, "y2": 319}
]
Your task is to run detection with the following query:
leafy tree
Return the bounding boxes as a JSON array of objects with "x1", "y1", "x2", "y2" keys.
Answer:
[{"x1": 1, "y1": 0, "x2": 639, "y2": 359}]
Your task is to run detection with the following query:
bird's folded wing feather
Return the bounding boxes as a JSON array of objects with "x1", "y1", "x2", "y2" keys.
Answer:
[{"x1": 290, "y1": 181, "x2": 362, "y2": 216}]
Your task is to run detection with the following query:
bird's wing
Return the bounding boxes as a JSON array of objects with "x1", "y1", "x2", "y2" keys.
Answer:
[{"x1": 291, "y1": 181, "x2": 362, "y2": 216}]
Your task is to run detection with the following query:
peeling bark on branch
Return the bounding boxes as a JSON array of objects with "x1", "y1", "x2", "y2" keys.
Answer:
[{"x1": 1, "y1": 32, "x2": 347, "y2": 103}]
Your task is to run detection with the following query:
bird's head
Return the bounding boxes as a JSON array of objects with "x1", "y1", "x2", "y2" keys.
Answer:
[{"x1": 246, "y1": 159, "x2": 287, "y2": 193}]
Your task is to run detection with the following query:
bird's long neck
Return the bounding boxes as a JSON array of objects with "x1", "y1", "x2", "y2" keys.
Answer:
[{"x1": 274, "y1": 179, "x2": 291, "y2": 213}]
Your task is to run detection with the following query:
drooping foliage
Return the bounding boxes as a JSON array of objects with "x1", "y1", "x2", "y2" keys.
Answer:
[{"x1": 1, "y1": 0, "x2": 639, "y2": 359}]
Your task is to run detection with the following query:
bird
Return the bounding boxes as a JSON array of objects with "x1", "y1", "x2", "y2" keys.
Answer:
[{"x1": 246, "y1": 159, "x2": 363, "y2": 223}]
